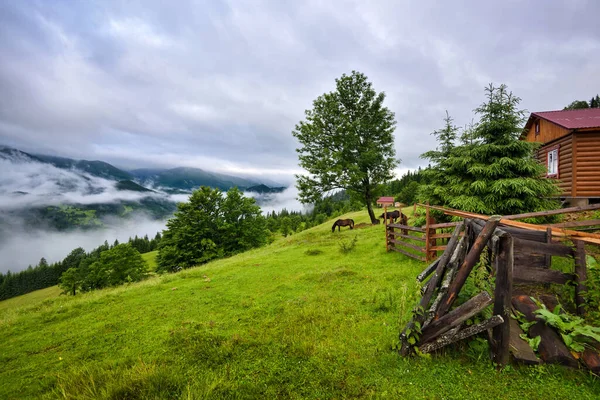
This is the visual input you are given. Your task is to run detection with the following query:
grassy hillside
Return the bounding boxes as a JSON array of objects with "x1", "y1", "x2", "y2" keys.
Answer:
[
  {"x1": 1, "y1": 210, "x2": 598, "y2": 399},
  {"x1": 142, "y1": 250, "x2": 158, "y2": 271}
]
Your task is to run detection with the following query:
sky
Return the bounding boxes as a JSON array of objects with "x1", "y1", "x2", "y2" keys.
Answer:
[{"x1": 1, "y1": 0, "x2": 599, "y2": 184}]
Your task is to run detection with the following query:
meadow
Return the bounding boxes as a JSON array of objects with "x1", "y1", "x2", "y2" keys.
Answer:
[{"x1": 1, "y1": 210, "x2": 599, "y2": 399}]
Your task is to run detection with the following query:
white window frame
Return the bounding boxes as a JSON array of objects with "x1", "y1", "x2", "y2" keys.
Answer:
[{"x1": 547, "y1": 147, "x2": 559, "y2": 177}]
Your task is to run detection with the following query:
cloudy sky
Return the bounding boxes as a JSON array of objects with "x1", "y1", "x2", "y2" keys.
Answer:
[{"x1": 1, "y1": 0, "x2": 599, "y2": 184}]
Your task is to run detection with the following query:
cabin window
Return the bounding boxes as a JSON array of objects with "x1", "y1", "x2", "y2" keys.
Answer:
[
  {"x1": 535, "y1": 121, "x2": 540, "y2": 136},
  {"x1": 547, "y1": 148, "x2": 558, "y2": 177}
]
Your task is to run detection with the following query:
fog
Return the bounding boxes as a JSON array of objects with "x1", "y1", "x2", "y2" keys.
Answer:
[{"x1": 0, "y1": 184, "x2": 306, "y2": 274}]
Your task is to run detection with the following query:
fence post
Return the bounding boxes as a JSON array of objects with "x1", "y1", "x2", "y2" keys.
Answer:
[
  {"x1": 574, "y1": 240, "x2": 587, "y2": 316},
  {"x1": 492, "y1": 233, "x2": 513, "y2": 366},
  {"x1": 425, "y1": 203, "x2": 436, "y2": 261},
  {"x1": 385, "y1": 205, "x2": 389, "y2": 252}
]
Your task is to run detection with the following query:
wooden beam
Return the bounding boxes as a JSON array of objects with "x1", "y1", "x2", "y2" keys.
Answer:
[
  {"x1": 417, "y1": 258, "x2": 440, "y2": 282},
  {"x1": 502, "y1": 203, "x2": 600, "y2": 220},
  {"x1": 419, "y1": 315, "x2": 504, "y2": 354},
  {"x1": 435, "y1": 216, "x2": 501, "y2": 318},
  {"x1": 513, "y1": 267, "x2": 574, "y2": 285},
  {"x1": 399, "y1": 223, "x2": 464, "y2": 356},
  {"x1": 389, "y1": 246, "x2": 426, "y2": 262},
  {"x1": 420, "y1": 291, "x2": 493, "y2": 344},
  {"x1": 387, "y1": 231, "x2": 426, "y2": 242},
  {"x1": 492, "y1": 234, "x2": 513, "y2": 366},
  {"x1": 513, "y1": 237, "x2": 574, "y2": 258},
  {"x1": 508, "y1": 318, "x2": 541, "y2": 365},
  {"x1": 574, "y1": 240, "x2": 588, "y2": 316}
]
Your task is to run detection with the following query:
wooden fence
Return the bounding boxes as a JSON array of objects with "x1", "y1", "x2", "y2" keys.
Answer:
[
  {"x1": 399, "y1": 216, "x2": 600, "y2": 371},
  {"x1": 386, "y1": 203, "x2": 600, "y2": 261}
]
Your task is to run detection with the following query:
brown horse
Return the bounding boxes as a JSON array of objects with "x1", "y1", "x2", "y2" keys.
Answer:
[{"x1": 332, "y1": 219, "x2": 354, "y2": 232}]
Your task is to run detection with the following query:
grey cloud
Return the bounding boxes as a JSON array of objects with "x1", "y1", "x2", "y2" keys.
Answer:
[{"x1": 0, "y1": 0, "x2": 599, "y2": 178}]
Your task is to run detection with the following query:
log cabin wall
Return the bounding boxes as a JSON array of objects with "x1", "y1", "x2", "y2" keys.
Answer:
[
  {"x1": 574, "y1": 131, "x2": 600, "y2": 198},
  {"x1": 525, "y1": 117, "x2": 570, "y2": 143},
  {"x1": 536, "y1": 134, "x2": 573, "y2": 197}
]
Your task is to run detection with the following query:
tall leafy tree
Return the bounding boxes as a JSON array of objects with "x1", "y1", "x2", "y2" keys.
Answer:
[
  {"x1": 419, "y1": 84, "x2": 560, "y2": 216},
  {"x1": 293, "y1": 71, "x2": 398, "y2": 223},
  {"x1": 157, "y1": 187, "x2": 268, "y2": 272}
]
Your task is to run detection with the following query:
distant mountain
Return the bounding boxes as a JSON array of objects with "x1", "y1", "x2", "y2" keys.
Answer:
[
  {"x1": 130, "y1": 167, "x2": 262, "y2": 192},
  {"x1": 33, "y1": 154, "x2": 133, "y2": 181},
  {"x1": 115, "y1": 180, "x2": 154, "y2": 192},
  {"x1": 245, "y1": 184, "x2": 286, "y2": 194}
]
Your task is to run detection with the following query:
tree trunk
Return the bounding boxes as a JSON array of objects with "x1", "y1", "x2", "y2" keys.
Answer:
[{"x1": 364, "y1": 184, "x2": 377, "y2": 223}]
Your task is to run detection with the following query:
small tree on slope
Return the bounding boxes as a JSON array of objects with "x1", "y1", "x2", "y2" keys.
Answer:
[
  {"x1": 293, "y1": 71, "x2": 398, "y2": 223},
  {"x1": 419, "y1": 84, "x2": 560, "y2": 216}
]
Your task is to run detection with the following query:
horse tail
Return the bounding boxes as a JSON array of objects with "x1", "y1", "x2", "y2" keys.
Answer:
[{"x1": 350, "y1": 219, "x2": 354, "y2": 229}]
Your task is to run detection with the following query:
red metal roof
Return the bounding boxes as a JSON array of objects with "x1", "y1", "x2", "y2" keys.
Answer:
[
  {"x1": 377, "y1": 196, "x2": 395, "y2": 203},
  {"x1": 531, "y1": 108, "x2": 600, "y2": 130}
]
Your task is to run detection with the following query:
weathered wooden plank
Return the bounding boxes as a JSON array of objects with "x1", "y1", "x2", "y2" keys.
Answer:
[
  {"x1": 582, "y1": 347, "x2": 600, "y2": 374},
  {"x1": 514, "y1": 254, "x2": 547, "y2": 268},
  {"x1": 420, "y1": 291, "x2": 493, "y2": 344},
  {"x1": 388, "y1": 223, "x2": 425, "y2": 232},
  {"x1": 513, "y1": 237, "x2": 574, "y2": 257},
  {"x1": 574, "y1": 240, "x2": 588, "y2": 316},
  {"x1": 513, "y1": 267, "x2": 574, "y2": 285},
  {"x1": 435, "y1": 216, "x2": 501, "y2": 318},
  {"x1": 503, "y1": 203, "x2": 600, "y2": 220},
  {"x1": 549, "y1": 219, "x2": 600, "y2": 228},
  {"x1": 508, "y1": 318, "x2": 541, "y2": 365},
  {"x1": 417, "y1": 258, "x2": 440, "y2": 282},
  {"x1": 424, "y1": 235, "x2": 467, "y2": 327},
  {"x1": 399, "y1": 223, "x2": 464, "y2": 355},
  {"x1": 511, "y1": 295, "x2": 578, "y2": 368},
  {"x1": 389, "y1": 239, "x2": 425, "y2": 253},
  {"x1": 389, "y1": 246, "x2": 426, "y2": 262},
  {"x1": 419, "y1": 315, "x2": 504, "y2": 354},
  {"x1": 429, "y1": 245, "x2": 448, "y2": 251},
  {"x1": 492, "y1": 235, "x2": 513, "y2": 365},
  {"x1": 387, "y1": 231, "x2": 426, "y2": 242},
  {"x1": 545, "y1": 227, "x2": 552, "y2": 268},
  {"x1": 429, "y1": 221, "x2": 462, "y2": 229}
]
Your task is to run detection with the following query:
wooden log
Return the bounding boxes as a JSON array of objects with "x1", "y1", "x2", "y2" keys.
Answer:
[
  {"x1": 435, "y1": 216, "x2": 501, "y2": 318},
  {"x1": 388, "y1": 223, "x2": 425, "y2": 232},
  {"x1": 399, "y1": 223, "x2": 464, "y2": 355},
  {"x1": 492, "y1": 234, "x2": 513, "y2": 365},
  {"x1": 429, "y1": 221, "x2": 462, "y2": 229},
  {"x1": 508, "y1": 318, "x2": 541, "y2": 365},
  {"x1": 424, "y1": 235, "x2": 467, "y2": 327},
  {"x1": 513, "y1": 267, "x2": 574, "y2": 285},
  {"x1": 545, "y1": 227, "x2": 552, "y2": 268},
  {"x1": 574, "y1": 240, "x2": 588, "y2": 316},
  {"x1": 419, "y1": 315, "x2": 504, "y2": 354},
  {"x1": 425, "y1": 211, "x2": 437, "y2": 261},
  {"x1": 420, "y1": 291, "x2": 493, "y2": 344},
  {"x1": 582, "y1": 347, "x2": 600, "y2": 374},
  {"x1": 385, "y1": 205, "x2": 389, "y2": 252},
  {"x1": 513, "y1": 237, "x2": 574, "y2": 258},
  {"x1": 417, "y1": 258, "x2": 440, "y2": 282},
  {"x1": 511, "y1": 295, "x2": 578, "y2": 368}
]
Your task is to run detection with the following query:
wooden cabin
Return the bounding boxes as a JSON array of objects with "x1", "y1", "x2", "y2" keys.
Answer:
[
  {"x1": 376, "y1": 196, "x2": 395, "y2": 207},
  {"x1": 523, "y1": 108, "x2": 600, "y2": 205}
]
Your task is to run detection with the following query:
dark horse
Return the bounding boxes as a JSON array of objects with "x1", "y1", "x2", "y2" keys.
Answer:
[
  {"x1": 379, "y1": 210, "x2": 407, "y2": 225},
  {"x1": 332, "y1": 219, "x2": 354, "y2": 232}
]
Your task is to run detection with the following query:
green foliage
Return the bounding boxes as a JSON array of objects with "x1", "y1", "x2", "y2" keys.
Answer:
[
  {"x1": 563, "y1": 100, "x2": 590, "y2": 110},
  {"x1": 157, "y1": 187, "x2": 268, "y2": 272},
  {"x1": 338, "y1": 235, "x2": 358, "y2": 254},
  {"x1": 419, "y1": 84, "x2": 560, "y2": 217},
  {"x1": 293, "y1": 71, "x2": 398, "y2": 222},
  {"x1": 584, "y1": 255, "x2": 600, "y2": 322},
  {"x1": 533, "y1": 302, "x2": 600, "y2": 353}
]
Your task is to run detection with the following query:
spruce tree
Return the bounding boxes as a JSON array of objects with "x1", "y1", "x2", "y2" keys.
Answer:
[{"x1": 419, "y1": 84, "x2": 560, "y2": 216}]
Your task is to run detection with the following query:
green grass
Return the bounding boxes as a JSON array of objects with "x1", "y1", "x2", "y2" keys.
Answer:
[
  {"x1": 0, "y1": 286, "x2": 61, "y2": 313},
  {"x1": 1, "y1": 210, "x2": 599, "y2": 399},
  {"x1": 142, "y1": 250, "x2": 158, "y2": 271}
]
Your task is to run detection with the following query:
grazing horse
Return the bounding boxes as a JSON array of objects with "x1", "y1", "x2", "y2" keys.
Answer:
[
  {"x1": 379, "y1": 210, "x2": 401, "y2": 224},
  {"x1": 332, "y1": 219, "x2": 354, "y2": 232}
]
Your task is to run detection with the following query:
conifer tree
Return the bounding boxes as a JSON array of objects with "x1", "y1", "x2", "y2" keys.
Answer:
[{"x1": 419, "y1": 84, "x2": 560, "y2": 216}]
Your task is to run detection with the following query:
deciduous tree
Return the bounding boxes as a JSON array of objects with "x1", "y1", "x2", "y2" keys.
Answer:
[{"x1": 293, "y1": 71, "x2": 398, "y2": 223}]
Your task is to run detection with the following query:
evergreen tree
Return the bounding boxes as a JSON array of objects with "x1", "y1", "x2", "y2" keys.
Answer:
[
  {"x1": 293, "y1": 71, "x2": 398, "y2": 223},
  {"x1": 419, "y1": 84, "x2": 560, "y2": 216}
]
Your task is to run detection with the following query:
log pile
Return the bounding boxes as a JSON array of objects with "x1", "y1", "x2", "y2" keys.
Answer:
[{"x1": 399, "y1": 216, "x2": 600, "y2": 371}]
